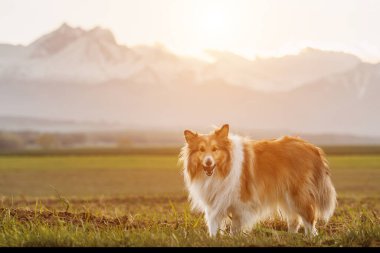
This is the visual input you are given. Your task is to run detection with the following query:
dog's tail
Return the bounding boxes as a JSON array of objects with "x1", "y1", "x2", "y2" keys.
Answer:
[{"x1": 315, "y1": 148, "x2": 337, "y2": 223}]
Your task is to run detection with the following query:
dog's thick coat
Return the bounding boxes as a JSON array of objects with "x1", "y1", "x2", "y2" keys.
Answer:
[{"x1": 179, "y1": 124, "x2": 337, "y2": 236}]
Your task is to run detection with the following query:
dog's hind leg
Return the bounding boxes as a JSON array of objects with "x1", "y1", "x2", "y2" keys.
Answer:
[
  {"x1": 301, "y1": 216, "x2": 318, "y2": 236},
  {"x1": 297, "y1": 204, "x2": 318, "y2": 236},
  {"x1": 287, "y1": 215, "x2": 302, "y2": 233},
  {"x1": 290, "y1": 193, "x2": 318, "y2": 236},
  {"x1": 282, "y1": 193, "x2": 302, "y2": 233}
]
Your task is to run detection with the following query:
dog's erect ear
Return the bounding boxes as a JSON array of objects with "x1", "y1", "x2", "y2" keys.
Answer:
[
  {"x1": 215, "y1": 124, "x2": 229, "y2": 139},
  {"x1": 184, "y1": 130, "x2": 198, "y2": 143}
]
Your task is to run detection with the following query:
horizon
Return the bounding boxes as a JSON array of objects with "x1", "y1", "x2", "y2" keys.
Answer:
[{"x1": 1, "y1": 0, "x2": 380, "y2": 63}]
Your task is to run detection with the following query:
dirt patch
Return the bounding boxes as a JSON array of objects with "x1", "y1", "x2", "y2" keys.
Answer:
[{"x1": 0, "y1": 207, "x2": 178, "y2": 229}]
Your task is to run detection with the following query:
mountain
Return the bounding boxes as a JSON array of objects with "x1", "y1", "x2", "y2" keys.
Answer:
[
  {"x1": 0, "y1": 24, "x2": 204, "y2": 86},
  {"x1": 0, "y1": 23, "x2": 379, "y2": 138},
  {"x1": 280, "y1": 62, "x2": 380, "y2": 135},
  {"x1": 203, "y1": 48, "x2": 361, "y2": 91},
  {"x1": 0, "y1": 23, "x2": 362, "y2": 90},
  {"x1": 0, "y1": 24, "x2": 143, "y2": 84}
]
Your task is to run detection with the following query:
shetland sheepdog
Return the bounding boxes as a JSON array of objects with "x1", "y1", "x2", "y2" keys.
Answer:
[{"x1": 179, "y1": 124, "x2": 337, "y2": 237}]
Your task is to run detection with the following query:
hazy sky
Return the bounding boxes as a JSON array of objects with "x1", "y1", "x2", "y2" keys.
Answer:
[{"x1": 1, "y1": 0, "x2": 380, "y2": 62}]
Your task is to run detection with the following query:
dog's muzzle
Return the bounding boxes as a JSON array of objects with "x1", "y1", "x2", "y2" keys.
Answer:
[
  {"x1": 203, "y1": 165, "x2": 216, "y2": 176},
  {"x1": 203, "y1": 156, "x2": 215, "y2": 176}
]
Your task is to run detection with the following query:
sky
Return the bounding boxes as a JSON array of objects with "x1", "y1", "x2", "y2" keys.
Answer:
[{"x1": 1, "y1": 0, "x2": 380, "y2": 62}]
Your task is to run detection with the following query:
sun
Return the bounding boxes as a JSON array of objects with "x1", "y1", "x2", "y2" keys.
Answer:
[
  {"x1": 192, "y1": 2, "x2": 238, "y2": 51},
  {"x1": 199, "y1": 8, "x2": 227, "y2": 38},
  {"x1": 170, "y1": 0, "x2": 248, "y2": 59}
]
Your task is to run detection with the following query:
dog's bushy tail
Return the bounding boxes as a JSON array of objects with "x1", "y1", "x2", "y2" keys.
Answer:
[{"x1": 316, "y1": 148, "x2": 337, "y2": 222}]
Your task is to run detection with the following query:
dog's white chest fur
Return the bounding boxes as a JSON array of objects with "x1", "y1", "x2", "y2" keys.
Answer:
[{"x1": 184, "y1": 134, "x2": 244, "y2": 216}]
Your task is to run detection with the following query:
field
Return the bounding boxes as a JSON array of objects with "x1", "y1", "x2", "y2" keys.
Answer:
[{"x1": 0, "y1": 150, "x2": 380, "y2": 246}]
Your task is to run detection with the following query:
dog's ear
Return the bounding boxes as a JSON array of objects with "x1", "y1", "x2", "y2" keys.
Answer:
[
  {"x1": 215, "y1": 124, "x2": 229, "y2": 139},
  {"x1": 184, "y1": 130, "x2": 197, "y2": 143}
]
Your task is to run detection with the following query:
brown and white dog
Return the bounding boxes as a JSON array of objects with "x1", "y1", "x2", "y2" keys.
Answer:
[{"x1": 179, "y1": 124, "x2": 337, "y2": 237}]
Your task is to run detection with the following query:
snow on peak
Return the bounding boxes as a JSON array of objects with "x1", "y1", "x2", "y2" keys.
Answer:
[
  {"x1": 0, "y1": 24, "x2": 373, "y2": 94},
  {"x1": 29, "y1": 23, "x2": 85, "y2": 57},
  {"x1": 87, "y1": 26, "x2": 116, "y2": 44},
  {"x1": 28, "y1": 23, "x2": 118, "y2": 59},
  {"x1": 0, "y1": 23, "x2": 145, "y2": 84}
]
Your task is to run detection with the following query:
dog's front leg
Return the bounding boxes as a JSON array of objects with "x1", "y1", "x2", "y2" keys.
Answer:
[{"x1": 205, "y1": 210, "x2": 222, "y2": 237}]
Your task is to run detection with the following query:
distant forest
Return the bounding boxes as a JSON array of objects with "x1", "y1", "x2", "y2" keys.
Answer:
[
  {"x1": 1, "y1": 130, "x2": 380, "y2": 155},
  {"x1": 0, "y1": 130, "x2": 184, "y2": 151}
]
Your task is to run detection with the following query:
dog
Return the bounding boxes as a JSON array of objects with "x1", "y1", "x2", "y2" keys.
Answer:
[{"x1": 179, "y1": 124, "x2": 337, "y2": 237}]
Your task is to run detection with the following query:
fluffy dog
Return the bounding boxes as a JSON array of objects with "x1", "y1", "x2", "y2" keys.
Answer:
[{"x1": 179, "y1": 124, "x2": 337, "y2": 237}]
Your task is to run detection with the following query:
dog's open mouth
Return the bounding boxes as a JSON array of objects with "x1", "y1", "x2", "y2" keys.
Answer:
[{"x1": 203, "y1": 165, "x2": 216, "y2": 176}]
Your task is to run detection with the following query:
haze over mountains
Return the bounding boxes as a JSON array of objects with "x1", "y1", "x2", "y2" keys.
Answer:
[{"x1": 0, "y1": 23, "x2": 379, "y2": 139}]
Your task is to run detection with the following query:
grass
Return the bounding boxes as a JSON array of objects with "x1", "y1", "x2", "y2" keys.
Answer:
[
  {"x1": 0, "y1": 155, "x2": 182, "y2": 197},
  {"x1": 0, "y1": 155, "x2": 178, "y2": 171},
  {"x1": 0, "y1": 155, "x2": 379, "y2": 197},
  {"x1": 0, "y1": 153, "x2": 379, "y2": 246},
  {"x1": 1, "y1": 196, "x2": 379, "y2": 247}
]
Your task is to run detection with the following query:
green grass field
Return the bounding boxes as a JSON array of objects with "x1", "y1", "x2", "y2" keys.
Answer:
[{"x1": 0, "y1": 153, "x2": 379, "y2": 246}]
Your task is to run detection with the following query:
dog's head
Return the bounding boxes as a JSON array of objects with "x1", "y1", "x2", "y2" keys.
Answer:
[{"x1": 183, "y1": 124, "x2": 231, "y2": 179}]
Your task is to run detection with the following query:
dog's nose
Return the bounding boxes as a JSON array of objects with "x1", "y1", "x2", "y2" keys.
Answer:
[{"x1": 205, "y1": 159, "x2": 212, "y2": 166}]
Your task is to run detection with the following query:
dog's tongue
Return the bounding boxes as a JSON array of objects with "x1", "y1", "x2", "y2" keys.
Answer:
[
  {"x1": 205, "y1": 169, "x2": 213, "y2": 176},
  {"x1": 204, "y1": 165, "x2": 215, "y2": 176}
]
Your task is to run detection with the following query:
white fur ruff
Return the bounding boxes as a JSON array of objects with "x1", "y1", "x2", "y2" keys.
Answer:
[{"x1": 182, "y1": 134, "x2": 245, "y2": 235}]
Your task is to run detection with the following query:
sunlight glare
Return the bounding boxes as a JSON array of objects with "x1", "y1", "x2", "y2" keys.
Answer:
[{"x1": 192, "y1": 1, "x2": 239, "y2": 52}]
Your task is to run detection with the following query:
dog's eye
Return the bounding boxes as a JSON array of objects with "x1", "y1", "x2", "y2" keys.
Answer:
[
  {"x1": 199, "y1": 147, "x2": 205, "y2": 152},
  {"x1": 212, "y1": 147, "x2": 218, "y2": 152}
]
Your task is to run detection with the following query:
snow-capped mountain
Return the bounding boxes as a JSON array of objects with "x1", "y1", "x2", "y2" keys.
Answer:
[
  {"x1": 0, "y1": 23, "x2": 379, "y2": 137},
  {"x1": 202, "y1": 48, "x2": 361, "y2": 91},
  {"x1": 0, "y1": 24, "x2": 144, "y2": 84},
  {"x1": 0, "y1": 23, "x2": 363, "y2": 90},
  {"x1": 0, "y1": 24, "x2": 206, "y2": 87}
]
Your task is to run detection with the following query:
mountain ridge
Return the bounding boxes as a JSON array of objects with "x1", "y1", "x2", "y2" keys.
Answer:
[
  {"x1": 0, "y1": 23, "x2": 369, "y2": 90},
  {"x1": 1, "y1": 23, "x2": 379, "y2": 137}
]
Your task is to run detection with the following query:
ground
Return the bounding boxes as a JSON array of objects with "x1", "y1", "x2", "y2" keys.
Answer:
[{"x1": 0, "y1": 152, "x2": 379, "y2": 246}]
